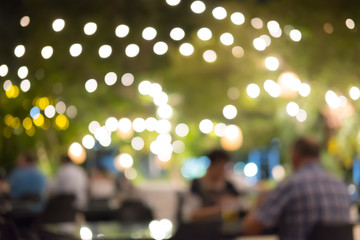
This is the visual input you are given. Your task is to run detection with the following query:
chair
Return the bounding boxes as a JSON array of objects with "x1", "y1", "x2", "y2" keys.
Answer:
[
  {"x1": 40, "y1": 194, "x2": 77, "y2": 224},
  {"x1": 307, "y1": 224, "x2": 354, "y2": 240},
  {"x1": 117, "y1": 199, "x2": 154, "y2": 224}
]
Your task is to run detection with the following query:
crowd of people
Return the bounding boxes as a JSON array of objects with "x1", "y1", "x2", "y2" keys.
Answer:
[{"x1": 0, "y1": 136, "x2": 354, "y2": 240}]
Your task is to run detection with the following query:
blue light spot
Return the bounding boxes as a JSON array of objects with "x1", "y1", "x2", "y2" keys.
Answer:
[{"x1": 30, "y1": 107, "x2": 40, "y2": 119}]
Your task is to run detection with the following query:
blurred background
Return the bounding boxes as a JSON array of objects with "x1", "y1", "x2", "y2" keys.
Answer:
[{"x1": 1, "y1": 0, "x2": 360, "y2": 239}]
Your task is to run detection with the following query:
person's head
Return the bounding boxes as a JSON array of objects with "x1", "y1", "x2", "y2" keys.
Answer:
[
  {"x1": 206, "y1": 149, "x2": 230, "y2": 181},
  {"x1": 291, "y1": 137, "x2": 320, "y2": 171},
  {"x1": 17, "y1": 152, "x2": 37, "y2": 168},
  {"x1": 60, "y1": 155, "x2": 72, "y2": 165}
]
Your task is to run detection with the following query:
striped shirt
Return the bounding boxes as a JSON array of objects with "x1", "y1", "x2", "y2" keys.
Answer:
[{"x1": 255, "y1": 162, "x2": 350, "y2": 240}]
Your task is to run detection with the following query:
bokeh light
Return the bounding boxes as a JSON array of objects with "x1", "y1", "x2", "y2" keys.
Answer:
[
  {"x1": 246, "y1": 83, "x2": 260, "y2": 98},
  {"x1": 133, "y1": 118, "x2": 146, "y2": 132},
  {"x1": 199, "y1": 119, "x2": 213, "y2": 134},
  {"x1": 251, "y1": 18, "x2": 263, "y2": 29},
  {"x1": 166, "y1": 0, "x2": 181, "y2": 6},
  {"x1": 232, "y1": 46, "x2": 244, "y2": 58},
  {"x1": 85, "y1": 79, "x2": 98, "y2": 93},
  {"x1": 125, "y1": 44, "x2": 140, "y2": 58},
  {"x1": 14, "y1": 45, "x2": 25, "y2": 58},
  {"x1": 131, "y1": 137, "x2": 145, "y2": 151},
  {"x1": 179, "y1": 43, "x2": 194, "y2": 56},
  {"x1": 212, "y1": 7, "x2": 227, "y2": 20},
  {"x1": 82, "y1": 135, "x2": 96, "y2": 149},
  {"x1": 231, "y1": 12, "x2": 245, "y2": 25},
  {"x1": 223, "y1": 105, "x2": 237, "y2": 119},
  {"x1": 105, "y1": 72, "x2": 117, "y2": 86},
  {"x1": 52, "y1": 19, "x2": 65, "y2": 32},
  {"x1": 214, "y1": 123, "x2": 227, "y2": 137},
  {"x1": 20, "y1": 16, "x2": 30, "y2": 27},
  {"x1": 69, "y1": 43, "x2": 82, "y2": 57},
  {"x1": 115, "y1": 153, "x2": 134, "y2": 170},
  {"x1": 115, "y1": 24, "x2": 130, "y2": 38},
  {"x1": 220, "y1": 33, "x2": 234, "y2": 46},
  {"x1": 142, "y1": 27, "x2": 157, "y2": 40},
  {"x1": 17, "y1": 66, "x2": 28, "y2": 79},
  {"x1": 265, "y1": 56, "x2": 279, "y2": 71},
  {"x1": 121, "y1": 73, "x2": 134, "y2": 86},
  {"x1": 170, "y1": 27, "x2": 185, "y2": 41},
  {"x1": 84, "y1": 22, "x2": 97, "y2": 35},
  {"x1": 41, "y1": 46, "x2": 53, "y2": 59},
  {"x1": 0, "y1": 64, "x2": 9, "y2": 77},
  {"x1": 350, "y1": 86, "x2": 360, "y2": 100},
  {"x1": 197, "y1": 28, "x2": 212, "y2": 41},
  {"x1": 286, "y1": 102, "x2": 300, "y2": 117},
  {"x1": 289, "y1": 29, "x2": 302, "y2": 42},
  {"x1": 203, "y1": 50, "x2": 217, "y2": 63},
  {"x1": 253, "y1": 38, "x2": 266, "y2": 51},
  {"x1": 68, "y1": 142, "x2": 86, "y2": 164},
  {"x1": 244, "y1": 163, "x2": 258, "y2": 177},
  {"x1": 346, "y1": 18, "x2": 355, "y2": 30},
  {"x1": 20, "y1": 79, "x2": 31, "y2": 92},
  {"x1": 153, "y1": 41, "x2": 168, "y2": 55},
  {"x1": 175, "y1": 123, "x2": 189, "y2": 137},
  {"x1": 98, "y1": 45, "x2": 112, "y2": 58},
  {"x1": 44, "y1": 105, "x2": 56, "y2": 118},
  {"x1": 221, "y1": 124, "x2": 243, "y2": 151},
  {"x1": 191, "y1": 1, "x2": 206, "y2": 14},
  {"x1": 296, "y1": 109, "x2": 307, "y2": 122}
]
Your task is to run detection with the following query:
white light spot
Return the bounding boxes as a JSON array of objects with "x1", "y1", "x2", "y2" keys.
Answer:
[
  {"x1": 89, "y1": 121, "x2": 101, "y2": 134},
  {"x1": 138, "y1": 80, "x2": 152, "y2": 95},
  {"x1": 20, "y1": 79, "x2": 31, "y2": 92},
  {"x1": 197, "y1": 28, "x2": 212, "y2": 41},
  {"x1": 69, "y1": 43, "x2": 82, "y2": 57},
  {"x1": 115, "y1": 24, "x2": 129, "y2": 38},
  {"x1": 20, "y1": 16, "x2": 30, "y2": 27},
  {"x1": 133, "y1": 118, "x2": 146, "y2": 133},
  {"x1": 191, "y1": 1, "x2": 206, "y2": 14},
  {"x1": 265, "y1": 56, "x2": 279, "y2": 71},
  {"x1": 246, "y1": 83, "x2": 260, "y2": 98},
  {"x1": 44, "y1": 105, "x2": 56, "y2": 118},
  {"x1": 142, "y1": 27, "x2": 157, "y2": 41},
  {"x1": 232, "y1": 46, "x2": 244, "y2": 58},
  {"x1": 0, "y1": 64, "x2": 8, "y2": 77},
  {"x1": 346, "y1": 18, "x2": 355, "y2": 30},
  {"x1": 14, "y1": 45, "x2": 25, "y2": 58},
  {"x1": 166, "y1": 0, "x2": 181, "y2": 6},
  {"x1": 118, "y1": 118, "x2": 132, "y2": 133},
  {"x1": 80, "y1": 227, "x2": 93, "y2": 240},
  {"x1": 179, "y1": 43, "x2": 194, "y2": 56},
  {"x1": 41, "y1": 46, "x2": 53, "y2": 59},
  {"x1": 199, "y1": 119, "x2": 213, "y2": 134},
  {"x1": 325, "y1": 90, "x2": 340, "y2": 109},
  {"x1": 289, "y1": 29, "x2": 302, "y2": 42},
  {"x1": 299, "y1": 83, "x2": 311, "y2": 97},
  {"x1": 349, "y1": 86, "x2": 360, "y2": 100},
  {"x1": 231, "y1": 12, "x2": 245, "y2": 25},
  {"x1": 220, "y1": 32, "x2": 234, "y2": 46},
  {"x1": 52, "y1": 19, "x2": 65, "y2": 32},
  {"x1": 157, "y1": 104, "x2": 173, "y2": 119},
  {"x1": 66, "y1": 105, "x2": 77, "y2": 119},
  {"x1": 203, "y1": 50, "x2": 217, "y2": 63},
  {"x1": 175, "y1": 123, "x2": 189, "y2": 137},
  {"x1": 286, "y1": 102, "x2": 300, "y2": 117},
  {"x1": 125, "y1": 44, "x2": 140, "y2": 58},
  {"x1": 214, "y1": 123, "x2": 227, "y2": 137},
  {"x1": 173, "y1": 140, "x2": 185, "y2": 153},
  {"x1": 263, "y1": 79, "x2": 281, "y2": 98},
  {"x1": 105, "y1": 117, "x2": 119, "y2": 132},
  {"x1": 145, "y1": 117, "x2": 157, "y2": 131},
  {"x1": 117, "y1": 153, "x2": 134, "y2": 169},
  {"x1": 223, "y1": 105, "x2": 237, "y2": 119},
  {"x1": 296, "y1": 109, "x2": 307, "y2": 122},
  {"x1": 121, "y1": 73, "x2": 134, "y2": 86},
  {"x1": 3, "y1": 80, "x2": 12, "y2": 91},
  {"x1": 244, "y1": 163, "x2": 258, "y2": 177},
  {"x1": 251, "y1": 18, "x2": 263, "y2": 29},
  {"x1": 84, "y1": 22, "x2": 97, "y2": 35},
  {"x1": 131, "y1": 137, "x2": 145, "y2": 151},
  {"x1": 212, "y1": 7, "x2": 227, "y2": 20},
  {"x1": 104, "y1": 72, "x2": 117, "y2": 86},
  {"x1": 85, "y1": 79, "x2": 98, "y2": 93},
  {"x1": 17, "y1": 66, "x2": 28, "y2": 79},
  {"x1": 82, "y1": 135, "x2": 96, "y2": 149},
  {"x1": 253, "y1": 38, "x2": 266, "y2": 51},
  {"x1": 98, "y1": 45, "x2": 112, "y2": 58},
  {"x1": 170, "y1": 27, "x2": 185, "y2": 41},
  {"x1": 153, "y1": 41, "x2": 168, "y2": 55},
  {"x1": 156, "y1": 119, "x2": 172, "y2": 134},
  {"x1": 55, "y1": 101, "x2": 66, "y2": 115}
]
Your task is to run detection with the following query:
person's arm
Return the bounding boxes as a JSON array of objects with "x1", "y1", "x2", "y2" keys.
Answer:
[{"x1": 243, "y1": 181, "x2": 291, "y2": 235}]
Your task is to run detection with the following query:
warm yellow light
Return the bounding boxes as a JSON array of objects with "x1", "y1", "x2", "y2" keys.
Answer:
[
  {"x1": 23, "y1": 117, "x2": 33, "y2": 130},
  {"x1": 6, "y1": 85, "x2": 20, "y2": 99},
  {"x1": 221, "y1": 125, "x2": 243, "y2": 151},
  {"x1": 33, "y1": 114, "x2": 45, "y2": 127},
  {"x1": 26, "y1": 126, "x2": 35, "y2": 136},
  {"x1": 38, "y1": 97, "x2": 50, "y2": 110},
  {"x1": 55, "y1": 114, "x2": 69, "y2": 130},
  {"x1": 68, "y1": 142, "x2": 86, "y2": 164}
]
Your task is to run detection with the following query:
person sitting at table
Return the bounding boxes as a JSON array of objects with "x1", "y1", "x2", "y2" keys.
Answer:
[
  {"x1": 9, "y1": 151, "x2": 47, "y2": 212},
  {"x1": 49, "y1": 155, "x2": 88, "y2": 210},
  {"x1": 243, "y1": 137, "x2": 351, "y2": 240},
  {"x1": 184, "y1": 149, "x2": 240, "y2": 222}
]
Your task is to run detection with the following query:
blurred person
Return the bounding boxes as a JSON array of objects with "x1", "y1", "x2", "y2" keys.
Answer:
[
  {"x1": 244, "y1": 137, "x2": 351, "y2": 240},
  {"x1": 184, "y1": 149, "x2": 240, "y2": 222},
  {"x1": 89, "y1": 167, "x2": 116, "y2": 200},
  {"x1": 9, "y1": 152, "x2": 46, "y2": 211},
  {"x1": 50, "y1": 156, "x2": 88, "y2": 209}
]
